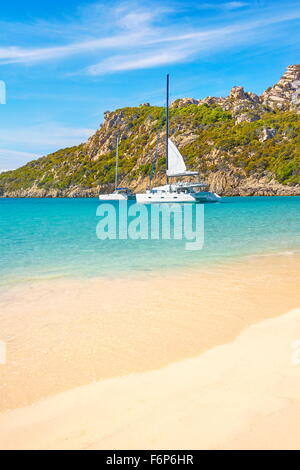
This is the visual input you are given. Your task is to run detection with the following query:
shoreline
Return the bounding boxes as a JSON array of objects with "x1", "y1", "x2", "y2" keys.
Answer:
[
  {"x1": 0, "y1": 307, "x2": 299, "y2": 450},
  {"x1": 0, "y1": 252, "x2": 299, "y2": 414},
  {"x1": 1, "y1": 194, "x2": 300, "y2": 199},
  {"x1": 1, "y1": 247, "x2": 299, "y2": 291}
]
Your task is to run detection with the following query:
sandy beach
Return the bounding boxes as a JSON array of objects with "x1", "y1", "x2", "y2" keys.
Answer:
[
  {"x1": 0, "y1": 253, "x2": 300, "y2": 449},
  {"x1": 0, "y1": 0, "x2": 299, "y2": 449},
  {"x1": 0, "y1": 307, "x2": 299, "y2": 450}
]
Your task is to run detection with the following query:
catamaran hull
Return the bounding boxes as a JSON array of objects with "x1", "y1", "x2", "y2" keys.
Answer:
[
  {"x1": 99, "y1": 194, "x2": 136, "y2": 201},
  {"x1": 136, "y1": 191, "x2": 220, "y2": 204},
  {"x1": 193, "y1": 192, "x2": 221, "y2": 203}
]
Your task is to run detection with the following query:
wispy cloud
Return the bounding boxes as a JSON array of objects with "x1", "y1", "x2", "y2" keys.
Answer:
[
  {"x1": 0, "y1": 4, "x2": 163, "y2": 64},
  {"x1": 0, "y1": 125, "x2": 95, "y2": 170},
  {"x1": 87, "y1": 8, "x2": 300, "y2": 75},
  {"x1": 0, "y1": 33, "x2": 145, "y2": 64},
  {"x1": 0, "y1": 149, "x2": 40, "y2": 172},
  {"x1": 197, "y1": 1, "x2": 249, "y2": 10},
  {"x1": 0, "y1": 1, "x2": 299, "y2": 74},
  {"x1": 0, "y1": 124, "x2": 95, "y2": 148},
  {"x1": 88, "y1": 49, "x2": 188, "y2": 74}
]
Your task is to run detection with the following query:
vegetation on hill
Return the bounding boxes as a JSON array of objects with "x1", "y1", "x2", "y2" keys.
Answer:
[{"x1": 0, "y1": 103, "x2": 299, "y2": 196}]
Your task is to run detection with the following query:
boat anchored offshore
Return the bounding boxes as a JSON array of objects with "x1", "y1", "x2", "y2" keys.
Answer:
[
  {"x1": 136, "y1": 181, "x2": 221, "y2": 204},
  {"x1": 99, "y1": 135, "x2": 135, "y2": 201},
  {"x1": 99, "y1": 187, "x2": 136, "y2": 201},
  {"x1": 136, "y1": 75, "x2": 221, "y2": 204}
]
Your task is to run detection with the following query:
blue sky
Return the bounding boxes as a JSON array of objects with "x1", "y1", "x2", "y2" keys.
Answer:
[{"x1": 0, "y1": 0, "x2": 299, "y2": 171}]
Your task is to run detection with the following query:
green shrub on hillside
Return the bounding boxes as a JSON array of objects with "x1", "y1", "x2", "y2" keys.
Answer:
[{"x1": 0, "y1": 106, "x2": 299, "y2": 193}]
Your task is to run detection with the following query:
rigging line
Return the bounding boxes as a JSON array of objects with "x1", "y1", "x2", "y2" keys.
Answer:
[{"x1": 150, "y1": 108, "x2": 165, "y2": 186}]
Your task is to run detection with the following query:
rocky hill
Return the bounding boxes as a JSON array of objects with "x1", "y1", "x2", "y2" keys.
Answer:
[{"x1": 0, "y1": 65, "x2": 299, "y2": 197}]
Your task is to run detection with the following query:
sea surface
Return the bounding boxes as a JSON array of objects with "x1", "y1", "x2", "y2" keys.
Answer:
[{"x1": 0, "y1": 197, "x2": 299, "y2": 286}]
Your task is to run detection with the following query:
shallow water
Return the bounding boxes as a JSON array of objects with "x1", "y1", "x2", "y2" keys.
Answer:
[{"x1": 0, "y1": 196, "x2": 299, "y2": 285}]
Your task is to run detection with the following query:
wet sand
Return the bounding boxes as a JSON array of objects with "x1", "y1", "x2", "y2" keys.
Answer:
[
  {"x1": 0, "y1": 253, "x2": 300, "y2": 413},
  {"x1": 0, "y1": 254, "x2": 299, "y2": 449}
]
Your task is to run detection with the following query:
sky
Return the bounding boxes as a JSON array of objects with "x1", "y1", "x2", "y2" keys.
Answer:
[{"x1": 0, "y1": 0, "x2": 299, "y2": 171}]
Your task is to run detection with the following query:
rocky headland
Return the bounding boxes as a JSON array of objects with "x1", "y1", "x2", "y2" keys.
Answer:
[{"x1": 0, "y1": 65, "x2": 299, "y2": 197}]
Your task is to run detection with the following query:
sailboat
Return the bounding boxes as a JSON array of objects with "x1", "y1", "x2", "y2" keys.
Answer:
[
  {"x1": 136, "y1": 75, "x2": 221, "y2": 204},
  {"x1": 99, "y1": 135, "x2": 135, "y2": 201}
]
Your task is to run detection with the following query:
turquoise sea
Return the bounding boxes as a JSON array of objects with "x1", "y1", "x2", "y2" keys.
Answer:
[{"x1": 0, "y1": 197, "x2": 299, "y2": 286}]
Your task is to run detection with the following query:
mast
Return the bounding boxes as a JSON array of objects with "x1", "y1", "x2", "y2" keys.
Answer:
[
  {"x1": 166, "y1": 74, "x2": 169, "y2": 185},
  {"x1": 115, "y1": 134, "x2": 119, "y2": 190}
]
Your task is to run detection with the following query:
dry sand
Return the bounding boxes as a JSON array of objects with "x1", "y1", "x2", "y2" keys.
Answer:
[
  {"x1": 0, "y1": 308, "x2": 299, "y2": 450},
  {"x1": 0, "y1": 254, "x2": 300, "y2": 449}
]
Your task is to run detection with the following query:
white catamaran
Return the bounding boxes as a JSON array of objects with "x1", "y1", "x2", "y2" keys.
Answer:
[
  {"x1": 136, "y1": 75, "x2": 221, "y2": 204},
  {"x1": 99, "y1": 135, "x2": 136, "y2": 201}
]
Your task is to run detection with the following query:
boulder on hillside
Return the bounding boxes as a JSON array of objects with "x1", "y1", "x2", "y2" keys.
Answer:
[
  {"x1": 261, "y1": 64, "x2": 300, "y2": 111},
  {"x1": 230, "y1": 86, "x2": 247, "y2": 100},
  {"x1": 170, "y1": 98, "x2": 200, "y2": 108},
  {"x1": 235, "y1": 113, "x2": 260, "y2": 124},
  {"x1": 259, "y1": 127, "x2": 276, "y2": 142}
]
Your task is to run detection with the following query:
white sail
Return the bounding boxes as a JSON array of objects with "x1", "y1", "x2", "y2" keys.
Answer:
[
  {"x1": 167, "y1": 139, "x2": 186, "y2": 176},
  {"x1": 167, "y1": 139, "x2": 198, "y2": 177}
]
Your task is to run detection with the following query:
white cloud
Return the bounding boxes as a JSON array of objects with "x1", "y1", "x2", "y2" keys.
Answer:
[
  {"x1": 0, "y1": 149, "x2": 40, "y2": 172},
  {"x1": 0, "y1": 3, "x2": 162, "y2": 65},
  {"x1": 0, "y1": 33, "x2": 145, "y2": 64},
  {"x1": 225, "y1": 1, "x2": 248, "y2": 8},
  {"x1": 88, "y1": 49, "x2": 188, "y2": 75},
  {"x1": 0, "y1": 1, "x2": 299, "y2": 74},
  {"x1": 87, "y1": 9, "x2": 300, "y2": 75},
  {"x1": 197, "y1": 1, "x2": 248, "y2": 10},
  {"x1": 0, "y1": 124, "x2": 95, "y2": 170},
  {"x1": 0, "y1": 124, "x2": 95, "y2": 148},
  {"x1": 220, "y1": 2, "x2": 249, "y2": 10}
]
